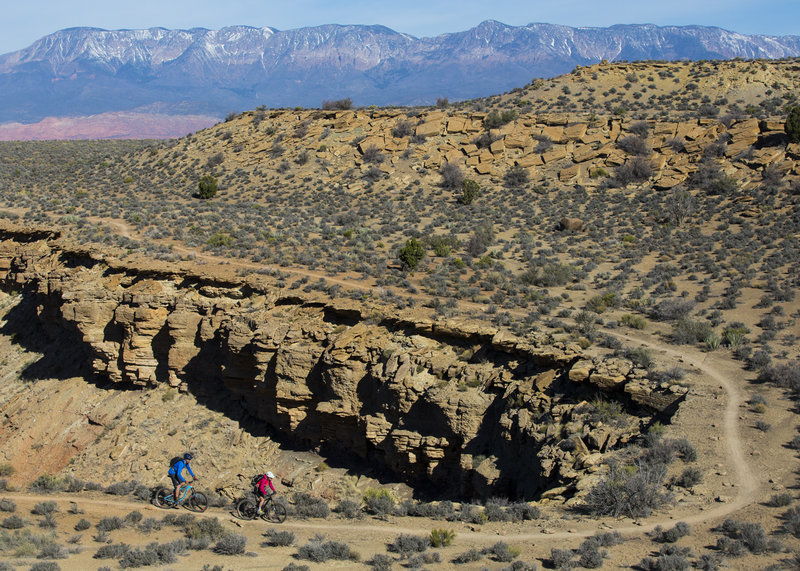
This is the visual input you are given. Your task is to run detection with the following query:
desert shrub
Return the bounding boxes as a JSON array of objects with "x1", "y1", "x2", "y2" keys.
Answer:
[
  {"x1": 618, "y1": 135, "x2": 651, "y2": 156},
  {"x1": 484, "y1": 110, "x2": 516, "y2": 128},
  {"x1": 120, "y1": 546, "x2": 159, "y2": 567},
  {"x1": 94, "y1": 543, "x2": 131, "y2": 559},
  {"x1": 362, "y1": 146, "x2": 385, "y2": 164},
  {"x1": 389, "y1": 534, "x2": 430, "y2": 558},
  {"x1": 483, "y1": 541, "x2": 520, "y2": 562},
  {"x1": 398, "y1": 239, "x2": 424, "y2": 271},
  {"x1": 782, "y1": 505, "x2": 800, "y2": 536},
  {"x1": 0, "y1": 498, "x2": 16, "y2": 512},
  {"x1": 652, "y1": 522, "x2": 691, "y2": 543},
  {"x1": 767, "y1": 493, "x2": 793, "y2": 507},
  {"x1": 124, "y1": 511, "x2": 143, "y2": 525},
  {"x1": 507, "y1": 502, "x2": 540, "y2": 521},
  {"x1": 213, "y1": 533, "x2": 247, "y2": 555},
  {"x1": 583, "y1": 460, "x2": 671, "y2": 517},
  {"x1": 291, "y1": 492, "x2": 330, "y2": 519},
  {"x1": 429, "y1": 528, "x2": 455, "y2": 547},
  {"x1": 671, "y1": 318, "x2": 713, "y2": 345},
  {"x1": 786, "y1": 105, "x2": 800, "y2": 143},
  {"x1": 673, "y1": 438, "x2": 697, "y2": 462},
  {"x1": 263, "y1": 528, "x2": 295, "y2": 547},
  {"x1": 672, "y1": 467, "x2": 703, "y2": 488},
  {"x1": 459, "y1": 503, "x2": 488, "y2": 524},
  {"x1": 576, "y1": 539, "x2": 606, "y2": 568},
  {"x1": 738, "y1": 522, "x2": 767, "y2": 553},
  {"x1": 754, "y1": 419, "x2": 771, "y2": 432},
  {"x1": 640, "y1": 552, "x2": 690, "y2": 571},
  {"x1": 368, "y1": 553, "x2": 394, "y2": 570},
  {"x1": 74, "y1": 518, "x2": 91, "y2": 531},
  {"x1": 105, "y1": 481, "x2": 138, "y2": 496},
  {"x1": 2, "y1": 514, "x2": 25, "y2": 529},
  {"x1": 550, "y1": 547, "x2": 574, "y2": 568},
  {"x1": 0, "y1": 465, "x2": 14, "y2": 477},
  {"x1": 759, "y1": 360, "x2": 800, "y2": 392},
  {"x1": 297, "y1": 537, "x2": 359, "y2": 562},
  {"x1": 206, "y1": 152, "x2": 224, "y2": 168},
  {"x1": 321, "y1": 98, "x2": 352, "y2": 110},
  {"x1": 623, "y1": 346, "x2": 654, "y2": 370},
  {"x1": 183, "y1": 517, "x2": 228, "y2": 541},
  {"x1": 333, "y1": 499, "x2": 362, "y2": 519},
  {"x1": 689, "y1": 162, "x2": 736, "y2": 194},
  {"x1": 484, "y1": 500, "x2": 511, "y2": 522},
  {"x1": 37, "y1": 540, "x2": 68, "y2": 559},
  {"x1": 38, "y1": 514, "x2": 57, "y2": 529},
  {"x1": 652, "y1": 299, "x2": 695, "y2": 321},
  {"x1": 391, "y1": 120, "x2": 413, "y2": 138},
  {"x1": 440, "y1": 162, "x2": 464, "y2": 190},
  {"x1": 197, "y1": 174, "x2": 218, "y2": 199},
  {"x1": 593, "y1": 531, "x2": 624, "y2": 546},
  {"x1": 614, "y1": 156, "x2": 653, "y2": 185},
  {"x1": 503, "y1": 165, "x2": 529, "y2": 188},
  {"x1": 460, "y1": 179, "x2": 481, "y2": 204},
  {"x1": 96, "y1": 516, "x2": 124, "y2": 532},
  {"x1": 32, "y1": 502, "x2": 58, "y2": 516},
  {"x1": 29, "y1": 474, "x2": 64, "y2": 493},
  {"x1": 621, "y1": 313, "x2": 647, "y2": 329},
  {"x1": 453, "y1": 547, "x2": 484, "y2": 564},
  {"x1": 29, "y1": 564, "x2": 62, "y2": 571}
]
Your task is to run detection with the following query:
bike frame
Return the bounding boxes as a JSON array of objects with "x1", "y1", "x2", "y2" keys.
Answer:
[{"x1": 166, "y1": 483, "x2": 194, "y2": 505}]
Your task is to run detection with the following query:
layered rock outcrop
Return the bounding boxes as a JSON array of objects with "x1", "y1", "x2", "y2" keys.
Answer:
[{"x1": 0, "y1": 228, "x2": 686, "y2": 499}]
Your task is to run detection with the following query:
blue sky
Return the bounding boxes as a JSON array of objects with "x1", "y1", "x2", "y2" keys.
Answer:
[{"x1": 2, "y1": 0, "x2": 797, "y2": 55}]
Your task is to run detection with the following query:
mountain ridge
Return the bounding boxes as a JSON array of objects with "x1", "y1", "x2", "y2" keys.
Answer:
[{"x1": 1, "y1": 20, "x2": 799, "y2": 138}]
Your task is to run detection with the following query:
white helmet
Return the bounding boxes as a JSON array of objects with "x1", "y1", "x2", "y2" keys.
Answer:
[{"x1": 266, "y1": 471, "x2": 275, "y2": 479}]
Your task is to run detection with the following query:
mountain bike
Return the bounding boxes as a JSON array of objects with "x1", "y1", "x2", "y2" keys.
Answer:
[
  {"x1": 153, "y1": 481, "x2": 208, "y2": 512},
  {"x1": 236, "y1": 493, "x2": 287, "y2": 523}
]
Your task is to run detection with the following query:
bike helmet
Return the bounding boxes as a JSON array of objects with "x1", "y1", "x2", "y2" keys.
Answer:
[
  {"x1": 183, "y1": 453, "x2": 193, "y2": 461},
  {"x1": 266, "y1": 471, "x2": 275, "y2": 479}
]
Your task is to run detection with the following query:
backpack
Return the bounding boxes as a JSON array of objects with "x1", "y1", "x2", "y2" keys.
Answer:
[
  {"x1": 251, "y1": 474, "x2": 265, "y2": 488},
  {"x1": 169, "y1": 456, "x2": 182, "y2": 468}
]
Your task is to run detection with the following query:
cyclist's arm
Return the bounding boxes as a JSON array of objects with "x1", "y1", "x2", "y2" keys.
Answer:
[
  {"x1": 268, "y1": 479, "x2": 276, "y2": 493},
  {"x1": 186, "y1": 464, "x2": 196, "y2": 479}
]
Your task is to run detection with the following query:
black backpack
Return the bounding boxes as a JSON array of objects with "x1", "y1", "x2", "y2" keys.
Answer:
[
  {"x1": 251, "y1": 474, "x2": 265, "y2": 488},
  {"x1": 169, "y1": 456, "x2": 182, "y2": 469}
]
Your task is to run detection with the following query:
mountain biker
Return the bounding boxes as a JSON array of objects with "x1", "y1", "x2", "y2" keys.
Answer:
[
  {"x1": 256, "y1": 471, "x2": 276, "y2": 515},
  {"x1": 168, "y1": 453, "x2": 195, "y2": 505}
]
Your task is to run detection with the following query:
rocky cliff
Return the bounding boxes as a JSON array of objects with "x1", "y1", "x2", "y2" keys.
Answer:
[{"x1": 0, "y1": 226, "x2": 686, "y2": 499}]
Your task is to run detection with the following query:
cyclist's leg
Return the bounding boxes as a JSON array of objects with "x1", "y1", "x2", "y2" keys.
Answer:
[
  {"x1": 170, "y1": 474, "x2": 182, "y2": 505},
  {"x1": 256, "y1": 491, "x2": 266, "y2": 514}
]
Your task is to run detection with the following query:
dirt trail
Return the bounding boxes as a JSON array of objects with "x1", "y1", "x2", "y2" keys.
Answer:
[{"x1": 0, "y1": 213, "x2": 769, "y2": 546}]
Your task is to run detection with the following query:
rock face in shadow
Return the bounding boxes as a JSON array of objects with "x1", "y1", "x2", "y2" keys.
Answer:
[{"x1": 0, "y1": 228, "x2": 686, "y2": 499}]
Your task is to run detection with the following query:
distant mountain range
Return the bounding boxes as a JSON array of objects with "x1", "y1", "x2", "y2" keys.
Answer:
[{"x1": 1, "y1": 20, "x2": 799, "y2": 138}]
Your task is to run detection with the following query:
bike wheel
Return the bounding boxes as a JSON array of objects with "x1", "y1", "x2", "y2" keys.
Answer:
[
  {"x1": 190, "y1": 491, "x2": 208, "y2": 512},
  {"x1": 264, "y1": 501, "x2": 287, "y2": 523},
  {"x1": 153, "y1": 488, "x2": 170, "y2": 508},
  {"x1": 235, "y1": 498, "x2": 257, "y2": 520}
]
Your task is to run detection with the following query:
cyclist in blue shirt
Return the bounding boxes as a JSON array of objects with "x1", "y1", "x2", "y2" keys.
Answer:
[{"x1": 168, "y1": 453, "x2": 195, "y2": 505}]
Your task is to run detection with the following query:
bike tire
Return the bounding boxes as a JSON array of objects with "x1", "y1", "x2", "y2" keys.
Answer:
[
  {"x1": 263, "y1": 501, "x2": 287, "y2": 524},
  {"x1": 235, "y1": 498, "x2": 257, "y2": 520},
  {"x1": 153, "y1": 488, "x2": 170, "y2": 508},
  {"x1": 190, "y1": 491, "x2": 208, "y2": 512}
]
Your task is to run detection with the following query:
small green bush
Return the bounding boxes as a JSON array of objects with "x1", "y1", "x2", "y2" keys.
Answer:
[
  {"x1": 786, "y1": 105, "x2": 800, "y2": 143},
  {"x1": 430, "y1": 528, "x2": 455, "y2": 547},
  {"x1": 197, "y1": 174, "x2": 218, "y2": 199},
  {"x1": 398, "y1": 239, "x2": 424, "y2": 271}
]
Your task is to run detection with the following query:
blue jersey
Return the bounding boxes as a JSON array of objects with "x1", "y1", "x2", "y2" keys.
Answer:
[{"x1": 168, "y1": 459, "x2": 195, "y2": 480}]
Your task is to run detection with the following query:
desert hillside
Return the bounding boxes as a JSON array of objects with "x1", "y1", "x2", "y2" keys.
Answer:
[{"x1": 0, "y1": 57, "x2": 799, "y2": 569}]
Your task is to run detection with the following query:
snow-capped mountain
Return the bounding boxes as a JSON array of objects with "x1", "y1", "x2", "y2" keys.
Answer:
[{"x1": 1, "y1": 20, "x2": 799, "y2": 125}]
